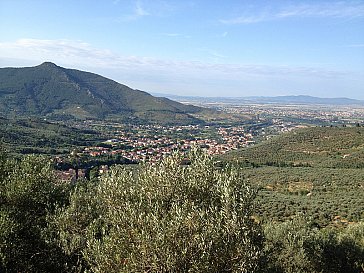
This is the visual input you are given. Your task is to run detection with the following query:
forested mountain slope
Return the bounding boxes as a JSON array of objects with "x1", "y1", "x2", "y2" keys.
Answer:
[{"x1": 0, "y1": 62, "x2": 203, "y2": 124}]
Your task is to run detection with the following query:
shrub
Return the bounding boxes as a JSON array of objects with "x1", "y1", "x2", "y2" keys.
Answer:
[
  {"x1": 0, "y1": 152, "x2": 69, "y2": 272},
  {"x1": 55, "y1": 149, "x2": 263, "y2": 272},
  {"x1": 263, "y1": 215, "x2": 364, "y2": 273},
  {"x1": 317, "y1": 222, "x2": 364, "y2": 273},
  {"x1": 263, "y1": 215, "x2": 319, "y2": 273}
]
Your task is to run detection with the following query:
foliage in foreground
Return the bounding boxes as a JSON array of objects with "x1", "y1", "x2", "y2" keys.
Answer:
[
  {"x1": 53, "y1": 149, "x2": 263, "y2": 272},
  {"x1": 0, "y1": 148, "x2": 363, "y2": 272},
  {"x1": 264, "y1": 216, "x2": 364, "y2": 273},
  {"x1": 0, "y1": 152, "x2": 70, "y2": 272}
]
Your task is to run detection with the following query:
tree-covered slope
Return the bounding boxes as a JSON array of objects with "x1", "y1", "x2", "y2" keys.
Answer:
[
  {"x1": 225, "y1": 126, "x2": 364, "y2": 168},
  {"x1": 0, "y1": 117, "x2": 102, "y2": 155},
  {"x1": 222, "y1": 126, "x2": 364, "y2": 226},
  {"x1": 0, "y1": 62, "x2": 203, "y2": 124}
]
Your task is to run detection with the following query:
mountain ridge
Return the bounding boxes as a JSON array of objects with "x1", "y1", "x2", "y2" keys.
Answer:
[
  {"x1": 0, "y1": 62, "x2": 204, "y2": 124},
  {"x1": 152, "y1": 93, "x2": 364, "y2": 105}
]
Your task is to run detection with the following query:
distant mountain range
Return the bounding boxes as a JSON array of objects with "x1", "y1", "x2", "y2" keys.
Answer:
[
  {"x1": 248, "y1": 95, "x2": 364, "y2": 105},
  {"x1": 152, "y1": 93, "x2": 364, "y2": 106},
  {"x1": 0, "y1": 62, "x2": 204, "y2": 124}
]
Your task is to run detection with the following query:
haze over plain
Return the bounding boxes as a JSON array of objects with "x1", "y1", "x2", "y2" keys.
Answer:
[{"x1": 0, "y1": 0, "x2": 363, "y2": 99}]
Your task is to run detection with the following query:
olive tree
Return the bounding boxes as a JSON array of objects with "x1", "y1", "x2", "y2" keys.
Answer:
[
  {"x1": 263, "y1": 216, "x2": 320, "y2": 273},
  {"x1": 55, "y1": 149, "x2": 263, "y2": 272},
  {"x1": 263, "y1": 215, "x2": 364, "y2": 273},
  {"x1": 0, "y1": 152, "x2": 69, "y2": 272}
]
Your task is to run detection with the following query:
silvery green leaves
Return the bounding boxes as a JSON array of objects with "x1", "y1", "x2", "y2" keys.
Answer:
[{"x1": 56, "y1": 148, "x2": 263, "y2": 272}]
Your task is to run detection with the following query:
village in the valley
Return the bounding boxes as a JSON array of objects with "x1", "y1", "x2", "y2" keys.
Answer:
[
  {"x1": 56, "y1": 102, "x2": 364, "y2": 181},
  {"x1": 55, "y1": 123, "x2": 258, "y2": 180},
  {"x1": 82, "y1": 125, "x2": 254, "y2": 161}
]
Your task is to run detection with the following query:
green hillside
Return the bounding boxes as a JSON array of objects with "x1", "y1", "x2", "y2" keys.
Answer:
[
  {"x1": 226, "y1": 126, "x2": 364, "y2": 168},
  {"x1": 0, "y1": 62, "x2": 203, "y2": 124},
  {"x1": 223, "y1": 126, "x2": 364, "y2": 226},
  {"x1": 0, "y1": 117, "x2": 102, "y2": 155}
]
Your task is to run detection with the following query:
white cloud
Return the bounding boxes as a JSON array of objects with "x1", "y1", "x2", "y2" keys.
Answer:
[
  {"x1": 161, "y1": 33, "x2": 191, "y2": 39},
  {"x1": 1, "y1": 38, "x2": 362, "y2": 97},
  {"x1": 135, "y1": 0, "x2": 149, "y2": 16},
  {"x1": 220, "y1": 1, "x2": 364, "y2": 25},
  {"x1": 220, "y1": 14, "x2": 270, "y2": 25},
  {"x1": 0, "y1": 38, "x2": 350, "y2": 80},
  {"x1": 115, "y1": 0, "x2": 150, "y2": 22},
  {"x1": 278, "y1": 2, "x2": 364, "y2": 19}
]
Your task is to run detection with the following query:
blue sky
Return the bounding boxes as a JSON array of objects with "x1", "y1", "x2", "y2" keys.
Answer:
[{"x1": 0, "y1": 0, "x2": 363, "y2": 99}]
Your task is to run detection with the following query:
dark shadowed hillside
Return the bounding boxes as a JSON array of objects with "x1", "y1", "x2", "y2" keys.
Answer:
[{"x1": 0, "y1": 62, "x2": 204, "y2": 124}]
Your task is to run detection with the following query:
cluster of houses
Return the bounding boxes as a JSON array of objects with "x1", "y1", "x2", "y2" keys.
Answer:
[
  {"x1": 55, "y1": 125, "x2": 257, "y2": 181},
  {"x1": 81, "y1": 125, "x2": 255, "y2": 163}
]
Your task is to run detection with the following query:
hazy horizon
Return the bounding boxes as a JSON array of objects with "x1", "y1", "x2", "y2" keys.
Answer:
[
  {"x1": 1, "y1": 0, "x2": 363, "y2": 99},
  {"x1": 151, "y1": 91, "x2": 364, "y2": 100}
]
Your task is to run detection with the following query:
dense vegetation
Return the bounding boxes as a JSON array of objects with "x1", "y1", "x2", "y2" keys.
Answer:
[
  {"x1": 222, "y1": 126, "x2": 364, "y2": 226},
  {"x1": 226, "y1": 126, "x2": 364, "y2": 168},
  {"x1": 0, "y1": 117, "x2": 102, "y2": 156},
  {"x1": 0, "y1": 148, "x2": 363, "y2": 272},
  {"x1": 0, "y1": 62, "x2": 204, "y2": 124},
  {"x1": 0, "y1": 151, "x2": 71, "y2": 272}
]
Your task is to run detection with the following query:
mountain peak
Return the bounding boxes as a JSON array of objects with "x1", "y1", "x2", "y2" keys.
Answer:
[
  {"x1": 0, "y1": 63, "x2": 204, "y2": 124},
  {"x1": 39, "y1": 62, "x2": 59, "y2": 68}
]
